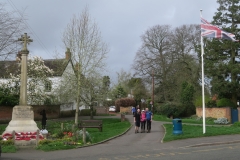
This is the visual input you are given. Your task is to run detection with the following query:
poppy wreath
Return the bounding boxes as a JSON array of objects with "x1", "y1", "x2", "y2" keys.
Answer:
[{"x1": 2, "y1": 132, "x2": 44, "y2": 141}]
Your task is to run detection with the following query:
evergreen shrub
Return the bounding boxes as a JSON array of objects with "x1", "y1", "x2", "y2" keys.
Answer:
[
  {"x1": 157, "y1": 102, "x2": 183, "y2": 118},
  {"x1": 216, "y1": 98, "x2": 236, "y2": 108}
]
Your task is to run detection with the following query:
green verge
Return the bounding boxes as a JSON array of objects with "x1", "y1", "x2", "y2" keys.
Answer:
[
  {"x1": 88, "y1": 118, "x2": 131, "y2": 143},
  {"x1": 0, "y1": 144, "x2": 17, "y2": 153},
  {"x1": 36, "y1": 118, "x2": 131, "y2": 151},
  {"x1": 0, "y1": 118, "x2": 131, "y2": 152},
  {"x1": 163, "y1": 123, "x2": 240, "y2": 142},
  {"x1": 153, "y1": 114, "x2": 215, "y2": 125}
]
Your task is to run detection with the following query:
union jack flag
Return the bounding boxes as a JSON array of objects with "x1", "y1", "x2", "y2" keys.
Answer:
[{"x1": 201, "y1": 17, "x2": 237, "y2": 41}]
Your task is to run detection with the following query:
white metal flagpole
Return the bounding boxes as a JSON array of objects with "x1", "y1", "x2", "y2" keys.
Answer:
[{"x1": 200, "y1": 9, "x2": 206, "y2": 134}]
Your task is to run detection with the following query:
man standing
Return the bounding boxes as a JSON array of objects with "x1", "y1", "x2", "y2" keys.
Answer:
[
  {"x1": 145, "y1": 108, "x2": 153, "y2": 133},
  {"x1": 134, "y1": 109, "x2": 141, "y2": 133}
]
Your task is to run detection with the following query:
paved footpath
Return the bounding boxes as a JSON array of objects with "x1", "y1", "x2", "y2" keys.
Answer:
[{"x1": 2, "y1": 114, "x2": 240, "y2": 160}]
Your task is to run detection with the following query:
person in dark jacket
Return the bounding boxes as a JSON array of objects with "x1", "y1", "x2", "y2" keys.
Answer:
[
  {"x1": 134, "y1": 108, "x2": 141, "y2": 133},
  {"x1": 40, "y1": 109, "x2": 47, "y2": 130}
]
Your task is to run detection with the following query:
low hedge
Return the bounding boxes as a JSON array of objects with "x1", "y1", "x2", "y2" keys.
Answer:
[
  {"x1": 79, "y1": 109, "x2": 96, "y2": 116},
  {"x1": 60, "y1": 110, "x2": 76, "y2": 117},
  {"x1": 156, "y1": 102, "x2": 195, "y2": 118}
]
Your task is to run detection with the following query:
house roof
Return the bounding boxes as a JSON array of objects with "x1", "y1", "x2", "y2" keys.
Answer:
[
  {"x1": 0, "y1": 58, "x2": 70, "y2": 78},
  {"x1": 43, "y1": 59, "x2": 69, "y2": 76}
]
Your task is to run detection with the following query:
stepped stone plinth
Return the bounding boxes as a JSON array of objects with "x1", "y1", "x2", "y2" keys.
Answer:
[{"x1": 4, "y1": 105, "x2": 38, "y2": 133}]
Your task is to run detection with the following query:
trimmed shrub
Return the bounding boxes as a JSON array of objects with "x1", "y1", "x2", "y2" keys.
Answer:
[
  {"x1": 79, "y1": 109, "x2": 96, "y2": 116},
  {"x1": 157, "y1": 102, "x2": 184, "y2": 118},
  {"x1": 181, "y1": 103, "x2": 196, "y2": 117},
  {"x1": 217, "y1": 98, "x2": 236, "y2": 108},
  {"x1": 115, "y1": 98, "x2": 136, "y2": 108}
]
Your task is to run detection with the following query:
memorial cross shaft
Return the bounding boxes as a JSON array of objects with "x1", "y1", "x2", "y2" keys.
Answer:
[{"x1": 18, "y1": 33, "x2": 33, "y2": 105}]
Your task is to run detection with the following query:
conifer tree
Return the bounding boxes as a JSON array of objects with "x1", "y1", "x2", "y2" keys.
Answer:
[{"x1": 203, "y1": 0, "x2": 240, "y2": 105}]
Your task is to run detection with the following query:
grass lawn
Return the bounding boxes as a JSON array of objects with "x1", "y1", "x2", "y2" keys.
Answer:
[
  {"x1": 83, "y1": 118, "x2": 131, "y2": 143},
  {"x1": 37, "y1": 118, "x2": 131, "y2": 151},
  {"x1": 0, "y1": 144, "x2": 17, "y2": 153},
  {"x1": 153, "y1": 114, "x2": 216, "y2": 125},
  {"x1": 163, "y1": 123, "x2": 240, "y2": 142},
  {"x1": 0, "y1": 118, "x2": 131, "y2": 152}
]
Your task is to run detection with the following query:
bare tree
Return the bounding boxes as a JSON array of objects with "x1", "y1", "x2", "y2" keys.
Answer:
[
  {"x1": 133, "y1": 25, "x2": 172, "y2": 101},
  {"x1": 0, "y1": 3, "x2": 25, "y2": 60},
  {"x1": 133, "y1": 24, "x2": 201, "y2": 102},
  {"x1": 116, "y1": 69, "x2": 132, "y2": 93},
  {"x1": 62, "y1": 7, "x2": 108, "y2": 123}
]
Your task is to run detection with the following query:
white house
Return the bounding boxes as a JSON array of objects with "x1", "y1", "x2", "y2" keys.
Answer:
[{"x1": 0, "y1": 49, "x2": 87, "y2": 111}]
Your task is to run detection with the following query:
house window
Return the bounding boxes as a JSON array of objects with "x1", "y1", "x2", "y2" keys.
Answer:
[{"x1": 45, "y1": 80, "x2": 52, "y2": 92}]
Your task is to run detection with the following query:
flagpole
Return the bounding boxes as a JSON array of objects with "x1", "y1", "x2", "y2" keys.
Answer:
[{"x1": 200, "y1": 9, "x2": 206, "y2": 134}]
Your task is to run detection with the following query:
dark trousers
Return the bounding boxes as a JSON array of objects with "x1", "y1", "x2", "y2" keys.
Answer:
[
  {"x1": 146, "y1": 119, "x2": 151, "y2": 131},
  {"x1": 141, "y1": 121, "x2": 146, "y2": 130}
]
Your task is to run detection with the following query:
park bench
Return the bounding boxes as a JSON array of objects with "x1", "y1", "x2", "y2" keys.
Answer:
[{"x1": 78, "y1": 120, "x2": 103, "y2": 132}]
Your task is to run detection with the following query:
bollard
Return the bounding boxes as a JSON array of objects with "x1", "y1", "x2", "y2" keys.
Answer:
[
  {"x1": 12, "y1": 130, "x2": 15, "y2": 145},
  {"x1": 121, "y1": 114, "x2": 125, "y2": 122},
  {"x1": 36, "y1": 129, "x2": 39, "y2": 146},
  {"x1": 83, "y1": 128, "x2": 86, "y2": 144},
  {"x1": 61, "y1": 123, "x2": 64, "y2": 131}
]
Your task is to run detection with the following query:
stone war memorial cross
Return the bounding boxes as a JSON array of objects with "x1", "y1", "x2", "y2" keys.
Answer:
[{"x1": 2, "y1": 33, "x2": 41, "y2": 146}]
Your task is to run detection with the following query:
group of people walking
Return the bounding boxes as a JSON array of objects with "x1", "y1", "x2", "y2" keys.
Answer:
[{"x1": 132, "y1": 106, "x2": 153, "y2": 133}]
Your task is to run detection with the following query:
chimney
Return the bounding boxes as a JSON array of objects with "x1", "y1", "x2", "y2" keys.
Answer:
[
  {"x1": 65, "y1": 48, "x2": 71, "y2": 60},
  {"x1": 16, "y1": 51, "x2": 22, "y2": 62}
]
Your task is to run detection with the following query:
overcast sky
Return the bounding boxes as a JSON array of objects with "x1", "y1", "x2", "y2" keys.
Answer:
[{"x1": 5, "y1": 0, "x2": 218, "y2": 83}]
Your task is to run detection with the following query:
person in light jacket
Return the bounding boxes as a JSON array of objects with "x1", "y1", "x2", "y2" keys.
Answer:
[{"x1": 140, "y1": 109, "x2": 146, "y2": 133}]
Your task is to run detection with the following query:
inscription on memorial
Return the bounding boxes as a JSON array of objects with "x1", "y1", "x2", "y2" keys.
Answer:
[{"x1": 15, "y1": 108, "x2": 32, "y2": 119}]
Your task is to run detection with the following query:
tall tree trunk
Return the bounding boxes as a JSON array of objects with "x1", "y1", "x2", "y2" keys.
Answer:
[{"x1": 75, "y1": 65, "x2": 81, "y2": 125}]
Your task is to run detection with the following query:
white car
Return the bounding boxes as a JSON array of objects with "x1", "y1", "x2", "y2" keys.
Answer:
[{"x1": 109, "y1": 106, "x2": 116, "y2": 112}]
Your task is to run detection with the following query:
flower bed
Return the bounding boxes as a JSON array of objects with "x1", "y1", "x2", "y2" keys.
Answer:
[
  {"x1": 63, "y1": 131, "x2": 73, "y2": 137},
  {"x1": 2, "y1": 132, "x2": 44, "y2": 141}
]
